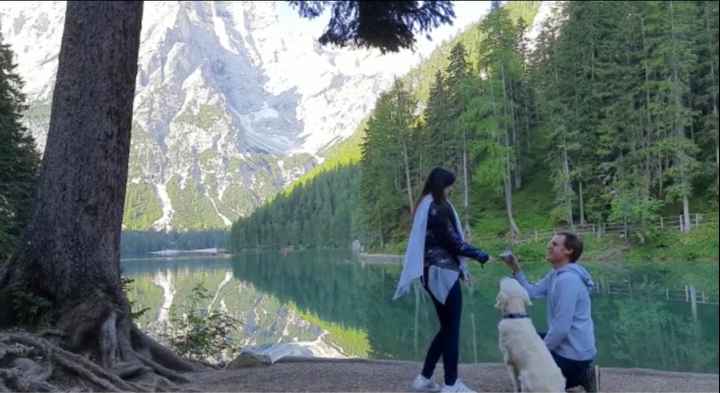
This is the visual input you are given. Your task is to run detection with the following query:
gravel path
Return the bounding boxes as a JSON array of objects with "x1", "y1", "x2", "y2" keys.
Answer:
[{"x1": 180, "y1": 358, "x2": 719, "y2": 392}]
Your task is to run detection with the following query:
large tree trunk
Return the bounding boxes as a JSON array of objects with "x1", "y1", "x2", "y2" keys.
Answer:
[{"x1": 0, "y1": 2, "x2": 198, "y2": 390}]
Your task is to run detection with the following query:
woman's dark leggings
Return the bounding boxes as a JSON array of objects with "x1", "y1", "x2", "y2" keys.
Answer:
[{"x1": 421, "y1": 279, "x2": 462, "y2": 386}]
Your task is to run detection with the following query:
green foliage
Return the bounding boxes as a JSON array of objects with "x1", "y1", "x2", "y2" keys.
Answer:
[
  {"x1": 4, "y1": 286, "x2": 52, "y2": 327},
  {"x1": 626, "y1": 220, "x2": 719, "y2": 263},
  {"x1": 164, "y1": 282, "x2": 241, "y2": 363},
  {"x1": 122, "y1": 183, "x2": 163, "y2": 230},
  {"x1": 0, "y1": 33, "x2": 40, "y2": 262},
  {"x1": 176, "y1": 104, "x2": 225, "y2": 130},
  {"x1": 166, "y1": 175, "x2": 225, "y2": 230},
  {"x1": 291, "y1": 125, "x2": 366, "y2": 191},
  {"x1": 121, "y1": 276, "x2": 150, "y2": 321}
]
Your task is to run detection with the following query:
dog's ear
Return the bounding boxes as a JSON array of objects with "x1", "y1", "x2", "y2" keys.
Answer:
[{"x1": 495, "y1": 292, "x2": 507, "y2": 310}]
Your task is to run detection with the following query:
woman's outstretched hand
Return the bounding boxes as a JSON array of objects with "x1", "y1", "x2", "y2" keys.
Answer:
[{"x1": 475, "y1": 251, "x2": 489, "y2": 265}]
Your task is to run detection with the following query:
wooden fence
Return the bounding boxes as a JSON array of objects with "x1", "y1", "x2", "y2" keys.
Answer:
[{"x1": 468, "y1": 212, "x2": 718, "y2": 246}]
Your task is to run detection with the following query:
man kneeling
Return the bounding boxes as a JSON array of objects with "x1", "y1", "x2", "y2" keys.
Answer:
[{"x1": 502, "y1": 232, "x2": 598, "y2": 392}]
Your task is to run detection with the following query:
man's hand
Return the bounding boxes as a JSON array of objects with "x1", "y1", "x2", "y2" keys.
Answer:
[{"x1": 502, "y1": 254, "x2": 521, "y2": 274}]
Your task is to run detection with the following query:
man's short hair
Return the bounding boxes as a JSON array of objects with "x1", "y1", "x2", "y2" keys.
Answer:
[{"x1": 558, "y1": 231, "x2": 583, "y2": 262}]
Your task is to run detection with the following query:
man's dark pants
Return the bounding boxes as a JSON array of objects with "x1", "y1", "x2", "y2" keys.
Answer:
[{"x1": 538, "y1": 332, "x2": 594, "y2": 389}]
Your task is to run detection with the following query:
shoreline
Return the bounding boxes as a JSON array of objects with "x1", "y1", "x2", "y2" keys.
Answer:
[
  {"x1": 358, "y1": 252, "x2": 402, "y2": 264},
  {"x1": 180, "y1": 359, "x2": 719, "y2": 392}
]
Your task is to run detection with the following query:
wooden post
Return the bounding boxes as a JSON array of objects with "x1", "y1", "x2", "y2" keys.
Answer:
[
  {"x1": 471, "y1": 313, "x2": 478, "y2": 364},
  {"x1": 690, "y1": 286, "x2": 698, "y2": 321},
  {"x1": 665, "y1": 288, "x2": 669, "y2": 300},
  {"x1": 695, "y1": 213, "x2": 700, "y2": 227},
  {"x1": 685, "y1": 285, "x2": 689, "y2": 302},
  {"x1": 623, "y1": 217, "x2": 629, "y2": 239},
  {"x1": 679, "y1": 215, "x2": 684, "y2": 232},
  {"x1": 660, "y1": 216, "x2": 664, "y2": 230}
]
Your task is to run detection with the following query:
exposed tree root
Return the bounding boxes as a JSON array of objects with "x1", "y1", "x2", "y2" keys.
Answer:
[
  {"x1": 0, "y1": 328, "x2": 206, "y2": 392},
  {"x1": 0, "y1": 257, "x2": 208, "y2": 392}
]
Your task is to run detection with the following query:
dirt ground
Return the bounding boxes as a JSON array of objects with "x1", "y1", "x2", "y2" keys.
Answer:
[{"x1": 179, "y1": 358, "x2": 719, "y2": 392}]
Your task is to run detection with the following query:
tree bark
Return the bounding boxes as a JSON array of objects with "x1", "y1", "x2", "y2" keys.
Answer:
[
  {"x1": 498, "y1": 64, "x2": 520, "y2": 238},
  {"x1": 503, "y1": 165, "x2": 520, "y2": 239},
  {"x1": 507, "y1": 79, "x2": 521, "y2": 190},
  {"x1": 462, "y1": 128, "x2": 471, "y2": 236},
  {"x1": 401, "y1": 140, "x2": 415, "y2": 216},
  {"x1": 0, "y1": 1, "x2": 198, "y2": 387},
  {"x1": 562, "y1": 138, "x2": 574, "y2": 228},
  {"x1": 578, "y1": 181, "x2": 586, "y2": 226}
]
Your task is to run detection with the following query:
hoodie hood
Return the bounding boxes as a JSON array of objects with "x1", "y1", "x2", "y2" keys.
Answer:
[{"x1": 563, "y1": 263, "x2": 594, "y2": 290}]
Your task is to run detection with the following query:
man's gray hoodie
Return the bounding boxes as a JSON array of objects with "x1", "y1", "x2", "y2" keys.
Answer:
[{"x1": 514, "y1": 263, "x2": 597, "y2": 361}]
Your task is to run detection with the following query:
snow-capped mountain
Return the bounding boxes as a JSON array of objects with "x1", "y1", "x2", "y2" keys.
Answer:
[{"x1": 0, "y1": 1, "x2": 421, "y2": 230}]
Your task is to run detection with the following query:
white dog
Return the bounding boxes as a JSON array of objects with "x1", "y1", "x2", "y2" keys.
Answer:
[{"x1": 496, "y1": 277, "x2": 566, "y2": 392}]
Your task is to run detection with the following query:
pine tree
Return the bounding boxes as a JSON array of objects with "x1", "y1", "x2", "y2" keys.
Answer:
[
  {"x1": 476, "y1": 4, "x2": 523, "y2": 237},
  {"x1": 0, "y1": 34, "x2": 39, "y2": 262},
  {"x1": 446, "y1": 43, "x2": 473, "y2": 230},
  {"x1": 693, "y1": 1, "x2": 719, "y2": 198}
]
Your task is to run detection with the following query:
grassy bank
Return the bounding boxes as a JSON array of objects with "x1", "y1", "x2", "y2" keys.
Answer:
[{"x1": 376, "y1": 219, "x2": 719, "y2": 294}]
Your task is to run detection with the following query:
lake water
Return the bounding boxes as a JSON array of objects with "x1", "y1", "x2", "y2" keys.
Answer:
[{"x1": 122, "y1": 250, "x2": 719, "y2": 373}]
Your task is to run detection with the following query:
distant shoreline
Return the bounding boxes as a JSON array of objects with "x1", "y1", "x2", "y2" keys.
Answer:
[
  {"x1": 358, "y1": 253, "x2": 402, "y2": 264},
  {"x1": 120, "y1": 253, "x2": 233, "y2": 262}
]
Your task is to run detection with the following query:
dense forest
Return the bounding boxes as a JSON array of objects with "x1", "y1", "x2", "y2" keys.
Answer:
[
  {"x1": 230, "y1": 1, "x2": 719, "y2": 252},
  {"x1": 229, "y1": 164, "x2": 361, "y2": 251},
  {"x1": 120, "y1": 230, "x2": 229, "y2": 256}
]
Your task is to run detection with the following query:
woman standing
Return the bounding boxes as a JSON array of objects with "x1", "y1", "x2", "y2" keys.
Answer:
[{"x1": 394, "y1": 167, "x2": 489, "y2": 393}]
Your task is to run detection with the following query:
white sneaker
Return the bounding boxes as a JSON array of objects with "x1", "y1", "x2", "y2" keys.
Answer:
[
  {"x1": 412, "y1": 374, "x2": 441, "y2": 392},
  {"x1": 440, "y1": 380, "x2": 477, "y2": 393}
]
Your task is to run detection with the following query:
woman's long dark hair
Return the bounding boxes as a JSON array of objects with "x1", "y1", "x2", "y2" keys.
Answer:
[{"x1": 415, "y1": 167, "x2": 455, "y2": 213}]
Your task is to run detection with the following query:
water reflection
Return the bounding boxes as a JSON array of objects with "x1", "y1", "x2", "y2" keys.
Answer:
[{"x1": 122, "y1": 251, "x2": 719, "y2": 373}]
